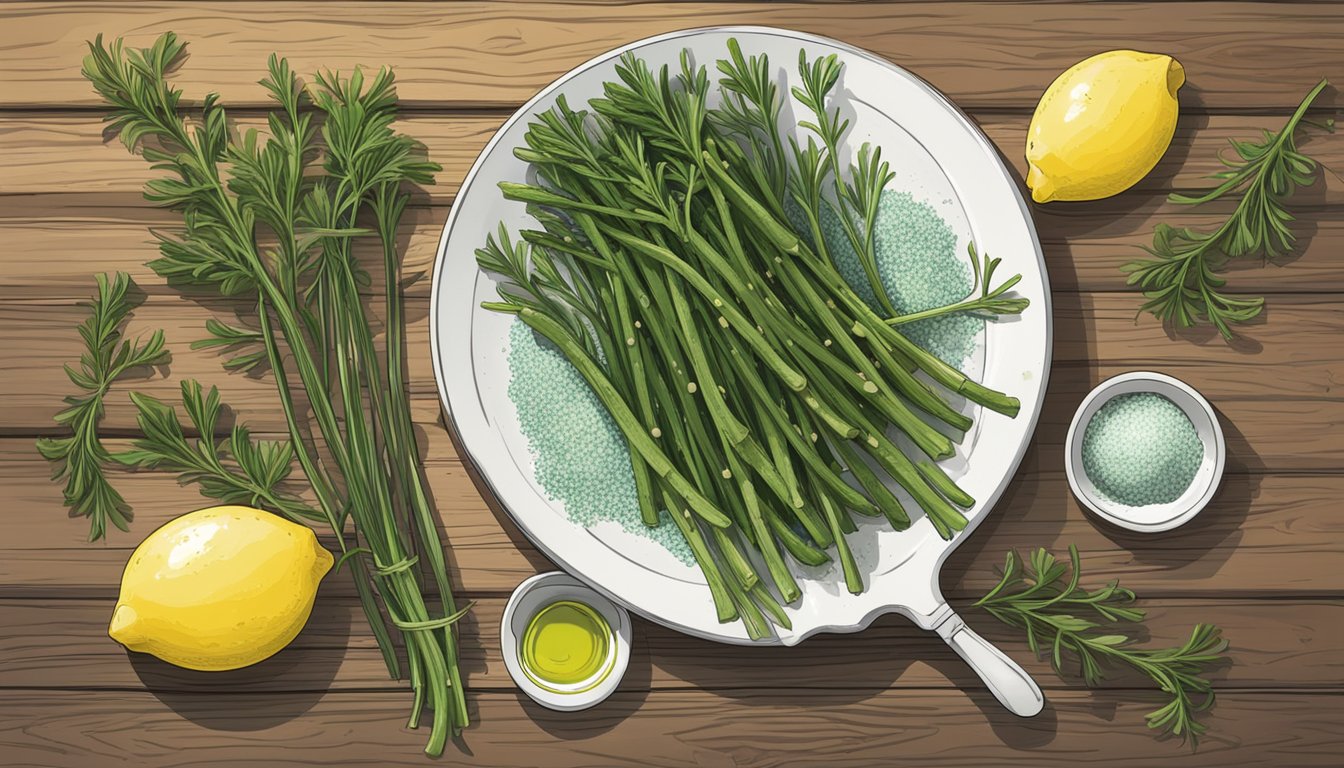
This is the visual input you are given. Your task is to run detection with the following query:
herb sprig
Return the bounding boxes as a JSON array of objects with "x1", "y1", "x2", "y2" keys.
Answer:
[
  {"x1": 115, "y1": 380, "x2": 319, "y2": 523},
  {"x1": 885, "y1": 244, "x2": 1030, "y2": 326},
  {"x1": 1123, "y1": 78, "x2": 1331, "y2": 338},
  {"x1": 791, "y1": 49, "x2": 898, "y2": 316},
  {"x1": 725, "y1": 44, "x2": 1027, "y2": 328},
  {"x1": 190, "y1": 318, "x2": 268, "y2": 373},
  {"x1": 36, "y1": 273, "x2": 168, "y2": 541},
  {"x1": 480, "y1": 42, "x2": 1032, "y2": 637},
  {"x1": 976, "y1": 545, "x2": 1228, "y2": 746},
  {"x1": 82, "y1": 33, "x2": 466, "y2": 754}
]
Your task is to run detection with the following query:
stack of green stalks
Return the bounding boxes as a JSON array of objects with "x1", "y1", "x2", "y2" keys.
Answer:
[{"x1": 479, "y1": 41, "x2": 1024, "y2": 638}]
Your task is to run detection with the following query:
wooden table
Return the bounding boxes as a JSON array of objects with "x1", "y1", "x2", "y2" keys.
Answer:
[{"x1": 2, "y1": 2, "x2": 1341, "y2": 765}]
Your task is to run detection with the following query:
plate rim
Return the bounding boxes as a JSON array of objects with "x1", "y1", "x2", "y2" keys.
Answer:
[{"x1": 430, "y1": 24, "x2": 1053, "y2": 645}]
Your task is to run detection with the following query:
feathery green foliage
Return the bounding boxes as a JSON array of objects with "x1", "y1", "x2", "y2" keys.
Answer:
[
  {"x1": 479, "y1": 41, "x2": 1030, "y2": 637},
  {"x1": 977, "y1": 546, "x2": 1228, "y2": 746},
  {"x1": 36, "y1": 273, "x2": 168, "y2": 541},
  {"x1": 82, "y1": 32, "x2": 465, "y2": 755},
  {"x1": 115, "y1": 381, "x2": 319, "y2": 523},
  {"x1": 884, "y1": 244, "x2": 1030, "y2": 326},
  {"x1": 1123, "y1": 78, "x2": 1331, "y2": 338},
  {"x1": 190, "y1": 318, "x2": 268, "y2": 372}
]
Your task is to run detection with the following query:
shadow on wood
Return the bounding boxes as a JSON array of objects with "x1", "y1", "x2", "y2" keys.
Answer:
[
  {"x1": 1091, "y1": 411, "x2": 1257, "y2": 578},
  {"x1": 505, "y1": 629, "x2": 654, "y2": 741},
  {"x1": 126, "y1": 596, "x2": 353, "y2": 730},
  {"x1": 941, "y1": 261, "x2": 1083, "y2": 589},
  {"x1": 944, "y1": 444, "x2": 1058, "y2": 595},
  {"x1": 656, "y1": 612, "x2": 921, "y2": 703},
  {"x1": 433, "y1": 408, "x2": 658, "y2": 737},
  {"x1": 645, "y1": 609, "x2": 1064, "y2": 748},
  {"x1": 972, "y1": 105, "x2": 1206, "y2": 243},
  {"x1": 924, "y1": 649, "x2": 1062, "y2": 749}
]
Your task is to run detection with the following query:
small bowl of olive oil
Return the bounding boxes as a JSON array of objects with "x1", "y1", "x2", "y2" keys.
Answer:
[{"x1": 501, "y1": 571, "x2": 631, "y2": 711}]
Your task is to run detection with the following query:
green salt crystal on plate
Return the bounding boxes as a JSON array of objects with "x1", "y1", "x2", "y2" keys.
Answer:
[
  {"x1": 1081, "y1": 392, "x2": 1204, "y2": 507},
  {"x1": 507, "y1": 320, "x2": 695, "y2": 565},
  {"x1": 509, "y1": 187, "x2": 984, "y2": 561},
  {"x1": 794, "y1": 189, "x2": 983, "y2": 370}
]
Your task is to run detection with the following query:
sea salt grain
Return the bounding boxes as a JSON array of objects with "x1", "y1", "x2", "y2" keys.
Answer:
[
  {"x1": 509, "y1": 187, "x2": 985, "y2": 561},
  {"x1": 1081, "y1": 392, "x2": 1204, "y2": 507},
  {"x1": 507, "y1": 321, "x2": 695, "y2": 565},
  {"x1": 795, "y1": 189, "x2": 983, "y2": 369}
]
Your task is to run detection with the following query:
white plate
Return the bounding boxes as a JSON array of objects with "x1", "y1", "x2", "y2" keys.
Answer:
[{"x1": 431, "y1": 27, "x2": 1051, "y2": 651}]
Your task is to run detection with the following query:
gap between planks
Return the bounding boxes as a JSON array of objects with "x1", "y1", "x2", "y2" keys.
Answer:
[
  {"x1": 3, "y1": 689, "x2": 1341, "y2": 767},
  {"x1": 6, "y1": 466, "x2": 1342, "y2": 597},
  {"x1": 3, "y1": 112, "x2": 1341, "y2": 204},
  {"x1": 4, "y1": 202, "x2": 1344, "y2": 298},
  {"x1": 1, "y1": 597, "x2": 1339, "y2": 693}
]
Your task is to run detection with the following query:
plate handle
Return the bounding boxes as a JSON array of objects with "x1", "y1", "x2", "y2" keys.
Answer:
[{"x1": 932, "y1": 607, "x2": 1044, "y2": 717}]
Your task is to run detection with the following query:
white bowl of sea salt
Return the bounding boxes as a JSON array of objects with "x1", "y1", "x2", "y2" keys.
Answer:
[{"x1": 1065, "y1": 372, "x2": 1225, "y2": 533}]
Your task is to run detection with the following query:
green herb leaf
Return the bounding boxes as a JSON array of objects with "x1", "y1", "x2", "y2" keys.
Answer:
[
  {"x1": 190, "y1": 318, "x2": 269, "y2": 373},
  {"x1": 36, "y1": 272, "x2": 169, "y2": 540},
  {"x1": 84, "y1": 33, "x2": 466, "y2": 753},
  {"x1": 1123, "y1": 78, "x2": 1330, "y2": 338},
  {"x1": 976, "y1": 545, "x2": 1228, "y2": 747},
  {"x1": 479, "y1": 40, "x2": 1033, "y2": 645},
  {"x1": 114, "y1": 380, "x2": 319, "y2": 523},
  {"x1": 884, "y1": 243, "x2": 1030, "y2": 326},
  {"x1": 792, "y1": 49, "x2": 895, "y2": 315}
]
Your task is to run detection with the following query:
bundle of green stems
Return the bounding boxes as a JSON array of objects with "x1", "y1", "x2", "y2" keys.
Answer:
[
  {"x1": 83, "y1": 33, "x2": 466, "y2": 754},
  {"x1": 479, "y1": 42, "x2": 1023, "y2": 637}
]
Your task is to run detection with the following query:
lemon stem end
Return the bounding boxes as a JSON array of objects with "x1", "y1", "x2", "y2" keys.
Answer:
[{"x1": 108, "y1": 603, "x2": 143, "y2": 647}]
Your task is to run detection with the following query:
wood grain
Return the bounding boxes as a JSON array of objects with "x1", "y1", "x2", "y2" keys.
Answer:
[
  {"x1": 3, "y1": 2, "x2": 1341, "y2": 110},
  {"x1": 2, "y1": 597, "x2": 1333, "y2": 694},
  {"x1": 3, "y1": 2, "x2": 1342, "y2": 764},
  {"x1": 4, "y1": 114, "x2": 1342, "y2": 203},
  {"x1": 0, "y1": 597, "x2": 1339, "y2": 693},
  {"x1": 3, "y1": 110, "x2": 1342, "y2": 305},
  {"x1": 2, "y1": 293, "x2": 1340, "y2": 443},
  {"x1": 4, "y1": 205, "x2": 1344, "y2": 302},
  {"x1": 2, "y1": 689, "x2": 1340, "y2": 767},
  {"x1": 5, "y1": 439, "x2": 1341, "y2": 597}
]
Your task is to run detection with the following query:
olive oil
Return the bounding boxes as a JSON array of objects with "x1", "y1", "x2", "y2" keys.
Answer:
[{"x1": 520, "y1": 600, "x2": 613, "y2": 692}]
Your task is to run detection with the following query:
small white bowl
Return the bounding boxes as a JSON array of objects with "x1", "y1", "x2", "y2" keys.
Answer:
[
  {"x1": 501, "y1": 571, "x2": 632, "y2": 711},
  {"x1": 1065, "y1": 372, "x2": 1225, "y2": 533}
]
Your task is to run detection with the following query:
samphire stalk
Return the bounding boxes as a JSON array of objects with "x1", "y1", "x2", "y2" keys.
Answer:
[{"x1": 478, "y1": 43, "x2": 1027, "y2": 637}]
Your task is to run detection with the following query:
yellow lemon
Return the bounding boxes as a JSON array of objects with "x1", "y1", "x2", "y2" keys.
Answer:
[
  {"x1": 1026, "y1": 50, "x2": 1184, "y2": 203},
  {"x1": 108, "y1": 505, "x2": 333, "y2": 671}
]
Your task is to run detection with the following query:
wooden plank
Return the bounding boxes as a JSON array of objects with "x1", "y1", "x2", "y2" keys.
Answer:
[
  {"x1": 1, "y1": 5, "x2": 1336, "y2": 765},
  {"x1": 4, "y1": 113, "x2": 1342, "y2": 203},
  {"x1": 0, "y1": 114, "x2": 500, "y2": 201},
  {"x1": 12, "y1": 374, "x2": 1343, "y2": 467},
  {"x1": 0, "y1": 597, "x2": 1338, "y2": 694},
  {"x1": 1, "y1": 689, "x2": 1340, "y2": 767},
  {"x1": 4, "y1": 437, "x2": 1341, "y2": 597},
  {"x1": 3, "y1": 2, "x2": 1341, "y2": 110},
  {"x1": 1, "y1": 293, "x2": 1340, "y2": 438},
  {"x1": 4, "y1": 202, "x2": 1343, "y2": 301},
  {"x1": 3, "y1": 110, "x2": 1341, "y2": 300}
]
